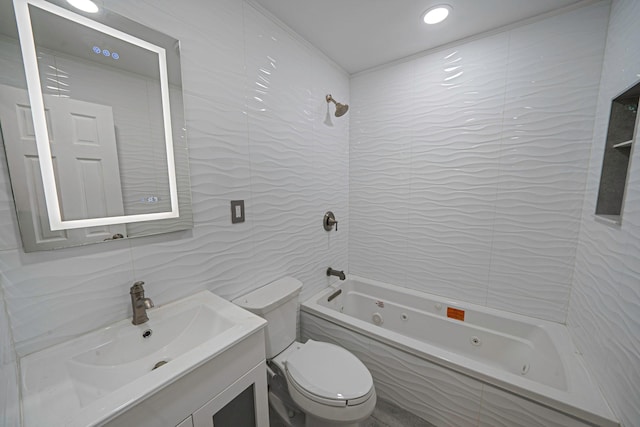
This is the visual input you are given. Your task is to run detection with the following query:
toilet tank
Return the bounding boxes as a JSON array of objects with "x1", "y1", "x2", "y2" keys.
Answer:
[{"x1": 232, "y1": 277, "x2": 302, "y2": 358}]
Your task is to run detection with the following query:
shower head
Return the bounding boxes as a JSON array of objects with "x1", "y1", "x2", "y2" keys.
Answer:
[{"x1": 326, "y1": 94, "x2": 349, "y2": 117}]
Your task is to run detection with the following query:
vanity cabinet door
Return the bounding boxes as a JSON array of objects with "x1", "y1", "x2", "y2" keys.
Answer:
[{"x1": 192, "y1": 362, "x2": 268, "y2": 427}]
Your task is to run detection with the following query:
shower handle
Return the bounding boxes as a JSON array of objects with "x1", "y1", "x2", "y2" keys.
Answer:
[{"x1": 324, "y1": 211, "x2": 338, "y2": 231}]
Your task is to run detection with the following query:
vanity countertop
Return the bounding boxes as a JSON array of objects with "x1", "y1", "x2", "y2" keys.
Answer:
[{"x1": 20, "y1": 290, "x2": 266, "y2": 427}]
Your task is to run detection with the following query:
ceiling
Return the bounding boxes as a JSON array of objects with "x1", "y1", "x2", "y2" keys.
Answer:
[{"x1": 251, "y1": 0, "x2": 586, "y2": 74}]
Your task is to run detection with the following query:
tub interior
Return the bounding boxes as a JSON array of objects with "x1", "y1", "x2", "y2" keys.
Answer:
[{"x1": 317, "y1": 279, "x2": 567, "y2": 390}]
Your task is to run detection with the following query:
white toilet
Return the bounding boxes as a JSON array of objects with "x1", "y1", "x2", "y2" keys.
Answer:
[{"x1": 233, "y1": 277, "x2": 376, "y2": 427}]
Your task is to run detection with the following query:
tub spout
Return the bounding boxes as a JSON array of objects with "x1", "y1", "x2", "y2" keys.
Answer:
[{"x1": 327, "y1": 267, "x2": 346, "y2": 281}]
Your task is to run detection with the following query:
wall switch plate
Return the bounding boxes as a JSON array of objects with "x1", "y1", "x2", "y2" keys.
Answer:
[{"x1": 230, "y1": 200, "x2": 245, "y2": 223}]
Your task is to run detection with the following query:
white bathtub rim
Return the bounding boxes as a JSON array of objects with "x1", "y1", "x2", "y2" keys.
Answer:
[{"x1": 304, "y1": 275, "x2": 618, "y2": 427}]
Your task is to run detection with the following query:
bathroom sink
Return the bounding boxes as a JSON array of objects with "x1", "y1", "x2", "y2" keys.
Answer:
[
  {"x1": 68, "y1": 303, "x2": 236, "y2": 406},
  {"x1": 20, "y1": 290, "x2": 266, "y2": 427},
  {"x1": 73, "y1": 305, "x2": 234, "y2": 366}
]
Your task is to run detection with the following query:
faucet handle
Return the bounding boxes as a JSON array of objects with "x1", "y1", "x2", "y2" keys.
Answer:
[
  {"x1": 130, "y1": 281, "x2": 145, "y2": 293},
  {"x1": 323, "y1": 211, "x2": 338, "y2": 231}
]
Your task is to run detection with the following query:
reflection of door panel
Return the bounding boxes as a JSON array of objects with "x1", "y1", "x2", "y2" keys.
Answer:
[{"x1": 0, "y1": 84, "x2": 126, "y2": 251}]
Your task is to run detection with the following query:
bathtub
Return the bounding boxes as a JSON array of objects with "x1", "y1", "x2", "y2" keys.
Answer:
[{"x1": 300, "y1": 276, "x2": 618, "y2": 427}]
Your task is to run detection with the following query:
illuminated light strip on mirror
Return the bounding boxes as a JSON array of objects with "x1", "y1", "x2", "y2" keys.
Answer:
[{"x1": 13, "y1": 0, "x2": 179, "y2": 230}]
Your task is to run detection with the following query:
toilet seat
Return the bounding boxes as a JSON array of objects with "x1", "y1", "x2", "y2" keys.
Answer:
[
  {"x1": 287, "y1": 369, "x2": 375, "y2": 407},
  {"x1": 283, "y1": 340, "x2": 374, "y2": 406}
]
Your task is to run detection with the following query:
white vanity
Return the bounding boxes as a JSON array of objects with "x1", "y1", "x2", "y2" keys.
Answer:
[{"x1": 19, "y1": 291, "x2": 269, "y2": 427}]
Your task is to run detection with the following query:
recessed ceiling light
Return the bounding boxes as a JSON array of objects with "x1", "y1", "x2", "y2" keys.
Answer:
[
  {"x1": 66, "y1": 0, "x2": 99, "y2": 13},
  {"x1": 423, "y1": 5, "x2": 451, "y2": 25}
]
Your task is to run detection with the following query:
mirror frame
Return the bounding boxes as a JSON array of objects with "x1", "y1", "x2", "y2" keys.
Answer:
[{"x1": 13, "y1": 0, "x2": 179, "y2": 230}]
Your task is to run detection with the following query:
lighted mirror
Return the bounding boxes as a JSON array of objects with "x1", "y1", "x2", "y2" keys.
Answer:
[{"x1": 0, "y1": 0, "x2": 192, "y2": 251}]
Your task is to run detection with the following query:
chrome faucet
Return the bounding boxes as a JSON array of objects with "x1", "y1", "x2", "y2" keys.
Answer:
[
  {"x1": 130, "y1": 281, "x2": 154, "y2": 325},
  {"x1": 326, "y1": 267, "x2": 346, "y2": 281}
]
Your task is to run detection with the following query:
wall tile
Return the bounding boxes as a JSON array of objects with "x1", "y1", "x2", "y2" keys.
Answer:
[
  {"x1": 241, "y1": 4, "x2": 350, "y2": 296},
  {"x1": 185, "y1": 95, "x2": 253, "y2": 226},
  {"x1": 349, "y1": 61, "x2": 415, "y2": 285},
  {"x1": 404, "y1": 34, "x2": 508, "y2": 304},
  {"x1": 478, "y1": 383, "x2": 593, "y2": 427},
  {"x1": 349, "y1": 3, "x2": 609, "y2": 322},
  {"x1": 0, "y1": 244, "x2": 135, "y2": 357},
  {"x1": 0, "y1": 363, "x2": 20, "y2": 427},
  {"x1": 128, "y1": 220, "x2": 264, "y2": 303},
  {"x1": 486, "y1": 3, "x2": 609, "y2": 321},
  {"x1": 568, "y1": 1, "x2": 640, "y2": 425},
  {"x1": 0, "y1": 36, "x2": 23, "y2": 251},
  {"x1": 0, "y1": 138, "x2": 20, "y2": 251},
  {"x1": 0, "y1": 281, "x2": 20, "y2": 427}
]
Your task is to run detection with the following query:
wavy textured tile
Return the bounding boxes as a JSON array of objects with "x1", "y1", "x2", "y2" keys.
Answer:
[
  {"x1": 184, "y1": 96, "x2": 253, "y2": 226},
  {"x1": 129, "y1": 223, "x2": 263, "y2": 307},
  {"x1": 478, "y1": 384, "x2": 593, "y2": 427},
  {"x1": 349, "y1": 61, "x2": 415, "y2": 285},
  {"x1": 349, "y1": 4, "x2": 608, "y2": 322},
  {"x1": 0, "y1": 38, "x2": 23, "y2": 252},
  {"x1": 0, "y1": 245, "x2": 136, "y2": 357},
  {"x1": 0, "y1": 363, "x2": 20, "y2": 427},
  {"x1": 405, "y1": 185, "x2": 497, "y2": 304},
  {"x1": 0, "y1": 143, "x2": 20, "y2": 252},
  {"x1": 0, "y1": 281, "x2": 20, "y2": 427},
  {"x1": 405, "y1": 37, "x2": 506, "y2": 302},
  {"x1": 566, "y1": 2, "x2": 640, "y2": 427},
  {"x1": 300, "y1": 310, "x2": 371, "y2": 355},
  {"x1": 486, "y1": 2, "x2": 608, "y2": 322}
]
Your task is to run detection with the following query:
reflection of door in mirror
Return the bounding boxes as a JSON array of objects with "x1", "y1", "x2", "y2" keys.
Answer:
[{"x1": 0, "y1": 84, "x2": 126, "y2": 251}]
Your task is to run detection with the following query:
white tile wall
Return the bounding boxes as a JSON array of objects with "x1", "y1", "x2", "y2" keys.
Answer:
[
  {"x1": 567, "y1": 1, "x2": 640, "y2": 426},
  {"x1": 477, "y1": 384, "x2": 594, "y2": 427},
  {"x1": 0, "y1": 279, "x2": 20, "y2": 427},
  {"x1": 349, "y1": 2, "x2": 610, "y2": 323},
  {"x1": 0, "y1": 1, "x2": 349, "y2": 423},
  {"x1": 0, "y1": 36, "x2": 22, "y2": 425}
]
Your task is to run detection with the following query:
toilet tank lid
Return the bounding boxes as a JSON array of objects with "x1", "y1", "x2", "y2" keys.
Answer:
[{"x1": 232, "y1": 277, "x2": 302, "y2": 314}]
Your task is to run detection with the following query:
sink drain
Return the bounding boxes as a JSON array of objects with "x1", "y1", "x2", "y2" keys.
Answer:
[
  {"x1": 152, "y1": 360, "x2": 168, "y2": 371},
  {"x1": 142, "y1": 329, "x2": 152, "y2": 339}
]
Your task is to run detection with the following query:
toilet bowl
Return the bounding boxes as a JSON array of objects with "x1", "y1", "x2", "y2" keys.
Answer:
[
  {"x1": 272, "y1": 340, "x2": 376, "y2": 426},
  {"x1": 233, "y1": 277, "x2": 376, "y2": 427}
]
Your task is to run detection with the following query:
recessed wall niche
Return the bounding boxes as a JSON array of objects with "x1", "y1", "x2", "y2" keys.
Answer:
[{"x1": 595, "y1": 81, "x2": 639, "y2": 223}]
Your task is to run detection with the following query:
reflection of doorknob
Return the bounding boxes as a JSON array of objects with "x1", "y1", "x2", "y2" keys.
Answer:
[{"x1": 323, "y1": 211, "x2": 338, "y2": 231}]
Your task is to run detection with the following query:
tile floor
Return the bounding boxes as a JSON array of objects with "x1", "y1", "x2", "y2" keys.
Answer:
[
  {"x1": 363, "y1": 398, "x2": 435, "y2": 427},
  {"x1": 269, "y1": 397, "x2": 434, "y2": 427}
]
